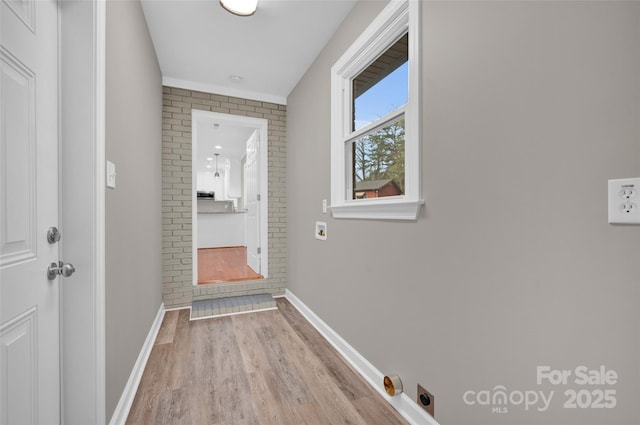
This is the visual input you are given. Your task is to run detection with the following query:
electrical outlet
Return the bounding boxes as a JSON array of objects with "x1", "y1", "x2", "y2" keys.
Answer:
[
  {"x1": 417, "y1": 384, "x2": 435, "y2": 417},
  {"x1": 608, "y1": 178, "x2": 640, "y2": 224}
]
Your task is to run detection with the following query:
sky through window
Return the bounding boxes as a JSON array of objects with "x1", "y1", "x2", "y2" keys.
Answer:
[{"x1": 353, "y1": 61, "x2": 408, "y2": 131}]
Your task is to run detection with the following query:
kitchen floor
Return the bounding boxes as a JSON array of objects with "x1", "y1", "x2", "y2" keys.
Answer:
[{"x1": 198, "y1": 246, "x2": 263, "y2": 284}]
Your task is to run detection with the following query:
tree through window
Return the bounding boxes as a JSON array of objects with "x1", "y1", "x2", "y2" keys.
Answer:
[{"x1": 350, "y1": 33, "x2": 407, "y2": 199}]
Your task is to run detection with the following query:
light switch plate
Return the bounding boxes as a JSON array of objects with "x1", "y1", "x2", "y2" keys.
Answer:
[
  {"x1": 608, "y1": 178, "x2": 640, "y2": 224},
  {"x1": 106, "y1": 160, "x2": 116, "y2": 189}
]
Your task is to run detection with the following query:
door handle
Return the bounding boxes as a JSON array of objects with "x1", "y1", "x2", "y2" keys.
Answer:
[{"x1": 47, "y1": 261, "x2": 76, "y2": 280}]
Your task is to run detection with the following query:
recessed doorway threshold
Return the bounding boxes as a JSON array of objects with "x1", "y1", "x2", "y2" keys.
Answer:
[{"x1": 190, "y1": 293, "x2": 276, "y2": 320}]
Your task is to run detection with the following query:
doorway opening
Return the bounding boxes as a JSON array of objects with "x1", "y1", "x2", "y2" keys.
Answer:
[{"x1": 191, "y1": 110, "x2": 268, "y2": 286}]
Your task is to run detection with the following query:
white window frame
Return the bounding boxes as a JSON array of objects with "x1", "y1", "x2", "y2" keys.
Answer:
[{"x1": 330, "y1": 0, "x2": 422, "y2": 220}]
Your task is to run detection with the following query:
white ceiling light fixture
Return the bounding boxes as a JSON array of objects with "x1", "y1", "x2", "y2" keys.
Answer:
[
  {"x1": 220, "y1": 0, "x2": 258, "y2": 17},
  {"x1": 213, "y1": 153, "x2": 221, "y2": 179}
]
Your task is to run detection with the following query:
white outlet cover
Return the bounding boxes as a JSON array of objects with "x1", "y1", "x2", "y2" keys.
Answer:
[{"x1": 608, "y1": 178, "x2": 640, "y2": 224}]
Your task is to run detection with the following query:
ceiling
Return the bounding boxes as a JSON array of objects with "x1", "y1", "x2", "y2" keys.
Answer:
[
  {"x1": 195, "y1": 117, "x2": 256, "y2": 175},
  {"x1": 140, "y1": 0, "x2": 358, "y2": 105}
]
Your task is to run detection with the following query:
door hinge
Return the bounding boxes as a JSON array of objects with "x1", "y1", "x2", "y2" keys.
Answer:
[
  {"x1": 257, "y1": 247, "x2": 261, "y2": 254},
  {"x1": 257, "y1": 194, "x2": 261, "y2": 201}
]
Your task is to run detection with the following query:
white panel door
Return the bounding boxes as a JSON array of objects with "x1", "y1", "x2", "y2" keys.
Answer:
[
  {"x1": 244, "y1": 130, "x2": 260, "y2": 274},
  {"x1": 0, "y1": 0, "x2": 61, "y2": 424}
]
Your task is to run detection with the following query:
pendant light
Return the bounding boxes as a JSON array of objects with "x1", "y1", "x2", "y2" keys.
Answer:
[
  {"x1": 213, "y1": 153, "x2": 221, "y2": 179},
  {"x1": 220, "y1": 0, "x2": 258, "y2": 16}
]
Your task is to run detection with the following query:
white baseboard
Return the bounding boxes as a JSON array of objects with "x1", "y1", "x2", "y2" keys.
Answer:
[
  {"x1": 284, "y1": 289, "x2": 440, "y2": 425},
  {"x1": 108, "y1": 303, "x2": 165, "y2": 425}
]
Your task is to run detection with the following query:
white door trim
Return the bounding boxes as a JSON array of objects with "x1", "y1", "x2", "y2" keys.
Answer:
[
  {"x1": 94, "y1": 2, "x2": 107, "y2": 422},
  {"x1": 59, "y1": 0, "x2": 106, "y2": 423},
  {"x1": 191, "y1": 110, "x2": 269, "y2": 285}
]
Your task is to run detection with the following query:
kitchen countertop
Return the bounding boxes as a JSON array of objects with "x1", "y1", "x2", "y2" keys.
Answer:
[
  {"x1": 197, "y1": 199, "x2": 244, "y2": 214},
  {"x1": 198, "y1": 210, "x2": 246, "y2": 214}
]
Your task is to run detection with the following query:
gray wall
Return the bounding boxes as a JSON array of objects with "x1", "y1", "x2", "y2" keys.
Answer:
[
  {"x1": 287, "y1": 1, "x2": 640, "y2": 424},
  {"x1": 105, "y1": 0, "x2": 163, "y2": 419}
]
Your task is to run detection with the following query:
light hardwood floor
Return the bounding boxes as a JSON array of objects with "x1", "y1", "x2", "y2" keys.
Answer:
[
  {"x1": 198, "y1": 246, "x2": 263, "y2": 285},
  {"x1": 126, "y1": 298, "x2": 409, "y2": 425}
]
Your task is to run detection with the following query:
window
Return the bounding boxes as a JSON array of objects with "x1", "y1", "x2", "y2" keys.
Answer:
[{"x1": 330, "y1": 0, "x2": 422, "y2": 220}]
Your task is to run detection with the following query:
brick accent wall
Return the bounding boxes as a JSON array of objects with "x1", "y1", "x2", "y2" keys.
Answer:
[{"x1": 162, "y1": 86, "x2": 287, "y2": 308}]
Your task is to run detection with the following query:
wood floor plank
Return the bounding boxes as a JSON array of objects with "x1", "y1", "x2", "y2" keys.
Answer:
[
  {"x1": 275, "y1": 298, "x2": 407, "y2": 423},
  {"x1": 126, "y1": 299, "x2": 409, "y2": 425},
  {"x1": 231, "y1": 312, "x2": 268, "y2": 375},
  {"x1": 166, "y1": 310, "x2": 193, "y2": 390},
  {"x1": 154, "y1": 388, "x2": 191, "y2": 425},
  {"x1": 276, "y1": 297, "x2": 370, "y2": 401},
  {"x1": 239, "y1": 308, "x2": 366, "y2": 425},
  {"x1": 266, "y1": 306, "x2": 369, "y2": 425},
  {"x1": 204, "y1": 317, "x2": 261, "y2": 425},
  {"x1": 254, "y1": 323, "x2": 316, "y2": 407},
  {"x1": 126, "y1": 343, "x2": 173, "y2": 425},
  {"x1": 154, "y1": 310, "x2": 179, "y2": 345},
  {"x1": 292, "y1": 402, "x2": 333, "y2": 425},
  {"x1": 353, "y1": 395, "x2": 409, "y2": 425},
  {"x1": 181, "y1": 385, "x2": 220, "y2": 425},
  {"x1": 232, "y1": 313, "x2": 301, "y2": 425}
]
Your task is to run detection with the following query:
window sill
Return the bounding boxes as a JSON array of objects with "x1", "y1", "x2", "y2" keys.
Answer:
[{"x1": 329, "y1": 199, "x2": 424, "y2": 221}]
